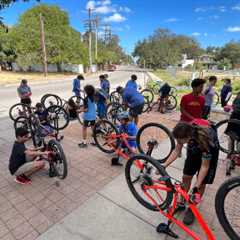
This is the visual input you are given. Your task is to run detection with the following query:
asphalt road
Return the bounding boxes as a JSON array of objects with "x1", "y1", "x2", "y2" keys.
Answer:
[{"x1": 0, "y1": 67, "x2": 148, "y2": 119}]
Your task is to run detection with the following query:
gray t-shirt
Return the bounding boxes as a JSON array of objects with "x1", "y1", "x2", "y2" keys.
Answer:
[{"x1": 204, "y1": 85, "x2": 215, "y2": 106}]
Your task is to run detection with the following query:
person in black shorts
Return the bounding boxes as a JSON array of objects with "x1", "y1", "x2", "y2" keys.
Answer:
[
  {"x1": 17, "y1": 79, "x2": 32, "y2": 105},
  {"x1": 162, "y1": 121, "x2": 219, "y2": 225},
  {"x1": 9, "y1": 127, "x2": 49, "y2": 185},
  {"x1": 158, "y1": 83, "x2": 171, "y2": 113}
]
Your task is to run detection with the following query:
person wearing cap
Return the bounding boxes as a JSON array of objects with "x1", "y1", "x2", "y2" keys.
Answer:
[
  {"x1": 180, "y1": 78, "x2": 206, "y2": 123},
  {"x1": 111, "y1": 111, "x2": 138, "y2": 166},
  {"x1": 125, "y1": 74, "x2": 138, "y2": 90},
  {"x1": 116, "y1": 86, "x2": 144, "y2": 125},
  {"x1": 72, "y1": 74, "x2": 84, "y2": 97},
  {"x1": 17, "y1": 79, "x2": 32, "y2": 105},
  {"x1": 9, "y1": 127, "x2": 49, "y2": 185}
]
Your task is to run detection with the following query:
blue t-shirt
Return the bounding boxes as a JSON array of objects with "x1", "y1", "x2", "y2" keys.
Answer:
[
  {"x1": 83, "y1": 97, "x2": 96, "y2": 121},
  {"x1": 221, "y1": 85, "x2": 232, "y2": 99},
  {"x1": 125, "y1": 80, "x2": 137, "y2": 90},
  {"x1": 123, "y1": 88, "x2": 144, "y2": 108},
  {"x1": 119, "y1": 122, "x2": 138, "y2": 148},
  {"x1": 100, "y1": 79, "x2": 110, "y2": 95},
  {"x1": 72, "y1": 78, "x2": 80, "y2": 95}
]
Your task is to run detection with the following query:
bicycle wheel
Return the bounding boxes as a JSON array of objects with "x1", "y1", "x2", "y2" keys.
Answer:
[
  {"x1": 110, "y1": 91, "x2": 122, "y2": 103},
  {"x1": 215, "y1": 119, "x2": 240, "y2": 154},
  {"x1": 152, "y1": 83, "x2": 161, "y2": 95},
  {"x1": 137, "y1": 123, "x2": 175, "y2": 163},
  {"x1": 93, "y1": 119, "x2": 120, "y2": 154},
  {"x1": 9, "y1": 103, "x2": 31, "y2": 121},
  {"x1": 165, "y1": 94, "x2": 177, "y2": 111},
  {"x1": 47, "y1": 105, "x2": 69, "y2": 130},
  {"x1": 125, "y1": 154, "x2": 173, "y2": 211},
  {"x1": 213, "y1": 92, "x2": 220, "y2": 107},
  {"x1": 106, "y1": 102, "x2": 124, "y2": 124},
  {"x1": 170, "y1": 87, "x2": 177, "y2": 96},
  {"x1": 48, "y1": 139, "x2": 68, "y2": 179},
  {"x1": 69, "y1": 96, "x2": 84, "y2": 108},
  {"x1": 141, "y1": 89, "x2": 154, "y2": 104},
  {"x1": 215, "y1": 176, "x2": 240, "y2": 240},
  {"x1": 41, "y1": 94, "x2": 62, "y2": 109}
]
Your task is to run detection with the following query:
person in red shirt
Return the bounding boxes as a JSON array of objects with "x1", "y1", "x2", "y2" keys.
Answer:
[{"x1": 180, "y1": 78, "x2": 206, "y2": 122}]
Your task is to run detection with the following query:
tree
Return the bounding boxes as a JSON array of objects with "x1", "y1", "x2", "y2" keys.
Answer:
[{"x1": 8, "y1": 4, "x2": 88, "y2": 70}]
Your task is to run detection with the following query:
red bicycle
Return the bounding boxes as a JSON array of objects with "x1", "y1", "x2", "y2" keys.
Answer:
[{"x1": 125, "y1": 155, "x2": 216, "y2": 240}]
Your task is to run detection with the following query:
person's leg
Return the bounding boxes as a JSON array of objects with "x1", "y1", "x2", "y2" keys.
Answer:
[
  {"x1": 79, "y1": 122, "x2": 88, "y2": 147},
  {"x1": 24, "y1": 160, "x2": 45, "y2": 177},
  {"x1": 134, "y1": 115, "x2": 139, "y2": 125},
  {"x1": 182, "y1": 174, "x2": 193, "y2": 193}
]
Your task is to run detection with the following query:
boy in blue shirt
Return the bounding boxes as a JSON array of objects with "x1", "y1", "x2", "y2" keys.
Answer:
[
  {"x1": 78, "y1": 85, "x2": 97, "y2": 148},
  {"x1": 111, "y1": 111, "x2": 138, "y2": 166},
  {"x1": 95, "y1": 88, "x2": 108, "y2": 119},
  {"x1": 99, "y1": 75, "x2": 110, "y2": 96},
  {"x1": 125, "y1": 74, "x2": 137, "y2": 90},
  {"x1": 72, "y1": 74, "x2": 84, "y2": 97},
  {"x1": 220, "y1": 78, "x2": 232, "y2": 107},
  {"x1": 117, "y1": 86, "x2": 144, "y2": 125}
]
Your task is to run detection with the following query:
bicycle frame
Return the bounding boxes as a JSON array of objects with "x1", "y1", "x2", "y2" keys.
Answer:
[{"x1": 142, "y1": 180, "x2": 215, "y2": 240}]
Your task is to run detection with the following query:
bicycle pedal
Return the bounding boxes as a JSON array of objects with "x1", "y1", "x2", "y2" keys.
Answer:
[{"x1": 156, "y1": 223, "x2": 179, "y2": 238}]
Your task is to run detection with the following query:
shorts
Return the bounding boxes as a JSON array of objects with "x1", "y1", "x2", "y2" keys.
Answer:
[
  {"x1": 21, "y1": 98, "x2": 31, "y2": 105},
  {"x1": 183, "y1": 140, "x2": 219, "y2": 184},
  {"x1": 202, "y1": 105, "x2": 211, "y2": 119},
  {"x1": 14, "y1": 161, "x2": 36, "y2": 176},
  {"x1": 83, "y1": 120, "x2": 96, "y2": 127},
  {"x1": 129, "y1": 103, "x2": 144, "y2": 117}
]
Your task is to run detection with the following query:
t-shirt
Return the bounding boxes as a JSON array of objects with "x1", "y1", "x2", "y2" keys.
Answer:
[
  {"x1": 204, "y1": 85, "x2": 215, "y2": 106},
  {"x1": 72, "y1": 78, "x2": 80, "y2": 95},
  {"x1": 35, "y1": 110, "x2": 48, "y2": 124},
  {"x1": 9, "y1": 142, "x2": 26, "y2": 175},
  {"x1": 159, "y1": 83, "x2": 171, "y2": 96},
  {"x1": 125, "y1": 80, "x2": 137, "y2": 90},
  {"x1": 119, "y1": 122, "x2": 138, "y2": 148},
  {"x1": 180, "y1": 93, "x2": 205, "y2": 122},
  {"x1": 100, "y1": 79, "x2": 110, "y2": 95},
  {"x1": 123, "y1": 88, "x2": 144, "y2": 108},
  {"x1": 17, "y1": 85, "x2": 31, "y2": 99},
  {"x1": 221, "y1": 84, "x2": 232, "y2": 100},
  {"x1": 83, "y1": 97, "x2": 96, "y2": 121}
]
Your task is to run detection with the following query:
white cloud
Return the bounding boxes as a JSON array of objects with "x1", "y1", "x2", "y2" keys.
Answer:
[
  {"x1": 195, "y1": 7, "x2": 206, "y2": 12},
  {"x1": 164, "y1": 18, "x2": 179, "y2": 23},
  {"x1": 195, "y1": 6, "x2": 226, "y2": 13},
  {"x1": 219, "y1": 6, "x2": 226, "y2": 12},
  {"x1": 102, "y1": 0, "x2": 111, "y2": 5},
  {"x1": 94, "y1": 5, "x2": 116, "y2": 14},
  {"x1": 104, "y1": 13, "x2": 126, "y2": 22},
  {"x1": 119, "y1": 6, "x2": 131, "y2": 13},
  {"x1": 192, "y1": 32, "x2": 201, "y2": 36},
  {"x1": 226, "y1": 26, "x2": 240, "y2": 32},
  {"x1": 232, "y1": 4, "x2": 240, "y2": 11},
  {"x1": 86, "y1": 0, "x2": 95, "y2": 10}
]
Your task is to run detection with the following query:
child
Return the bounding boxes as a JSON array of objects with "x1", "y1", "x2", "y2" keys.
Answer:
[
  {"x1": 66, "y1": 98, "x2": 78, "y2": 120},
  {"x1": 95, "y1": 88, "x2": 108, "y2": 119},
  {"x1": 220, "y1": 79, "x2": 232, "y2": 107},
  {"x1": 17, "y1": 79, "x2": 32, "y2": 105},
  {"x1": 111, "y1": 111, "x2": 138, "y2": 166},
  {"x1": 78, "y1": 85, "x2": 97, "y2": 148},
  {"x1": 202, "y1": 76, "x2": 217, "y2": 119},
  {"x1": 162, "y1": 121, "x2": 219, "y2": 225},
  {"x1": 158, "y1": 83, "x2": 171, "y2": 113},
  {"x1": 9, "y1": 127, "x2": 48, "y2": 185},
  {"x1": 72, "y1": 74, "x2": 84, "y2": 97}
]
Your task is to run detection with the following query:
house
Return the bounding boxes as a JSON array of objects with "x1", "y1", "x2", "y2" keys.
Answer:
[
  {"x1": 180, "y1": 54, "x2": 195, "y2": 68},
  {"x1": 198, "y1": 54, "x2": 217, "y2": 69}
]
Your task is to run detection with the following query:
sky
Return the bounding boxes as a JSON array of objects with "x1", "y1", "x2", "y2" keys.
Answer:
[{"x1": 1, "y1": 0, "x2": 240, "y2": 54}]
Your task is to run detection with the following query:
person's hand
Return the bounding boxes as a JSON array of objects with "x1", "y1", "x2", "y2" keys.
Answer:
[
  {"x1": 121, "y1": 133, "x2": 129, "y2": 139},
  {"x1": 189, "y1": 187, "x2": 201, "y2": 204}
]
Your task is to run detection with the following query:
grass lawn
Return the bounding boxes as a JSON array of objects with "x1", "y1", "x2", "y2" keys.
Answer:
[{"x1": 0, "y1": 71, "x2": 77, "y2": 85}]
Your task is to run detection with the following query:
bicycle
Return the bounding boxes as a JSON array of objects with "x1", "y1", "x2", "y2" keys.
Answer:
[
  {"x1": 215, "y1": 176, "x2": 240, "y2": 240},
  {"x1": 125, "y1": 155, "x2": 216, "y2": 239},
  {"x1": 9, "y1": 103, "x2": 34, "y2": 121}
]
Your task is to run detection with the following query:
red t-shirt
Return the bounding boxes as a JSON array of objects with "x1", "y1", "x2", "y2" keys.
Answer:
[{"x1": 180, "y1": 93, "x2": 205, "y2": 122}]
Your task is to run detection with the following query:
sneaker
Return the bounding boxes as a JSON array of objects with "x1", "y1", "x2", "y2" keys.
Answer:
[
  {"x1": 90, "y1": 142, "x2": 96, "y2": 146},
  {"x1": 14, "y1": 175, "x2": 31, "y2": 185},
  {"x1": 22, "y1": 174, "x2": 32, "y2": 183},
  {"x1": 78, "y1": 142, "x2": 87, "y2": 148},
  {"x1": 111, "y1": 157, "x2": 123, "y2": 166},
  {"x1": 183, "y1": 208, "x2": 195, "y2": 225}
]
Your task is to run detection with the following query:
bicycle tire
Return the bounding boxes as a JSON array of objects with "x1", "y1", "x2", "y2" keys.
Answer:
[
  {"x1": 9, "y1": 103, "x2": 31, "y2": 121},
  {"x1": 215, "y1": 119, "x2": 240, "y2": 154},
  {"x1": 48, "y1": 139, "x2": 68, "y2": 179},
  {"x1": 93, "y1": 119, "x2": 120, "y2": 154},
  {"x1": 141, "y1": 89, "x2": 154, "y2": 104},
  {"x1": 170, "y1": 86, "x2": 177, "y2": 96},
  {"x1": 165, "y1": 94, "x2": 177, "y2": 111},
  {"x1": 136, "y1": 122, "x2": 175, "y2": 163},
  {"x1": 215, "y1": 176, "x2": 240, "y2": 240},
  {"x1": 125, "y1": 154, "x2": 173, "y2": 211},
  {"x1": 41, "y1": 94, "x2": 63, "y2": 109},
  {"x1": 46, "y1": 105, "x2": 69, "y2": 130},
  {"x1": 110, "y1": 91, "x2": 122, "y2": 103},
  {"x1": 213, "y1": 92, "x2": 220, "y2": 107}
]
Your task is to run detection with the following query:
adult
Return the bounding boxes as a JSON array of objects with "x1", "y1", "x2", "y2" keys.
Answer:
[
  {"x1": 180, "y1": 78, "x2": 206, "y2": 123},
  {"x1": 72, "y1": 74, "x2": 84, "y2": 97},
  {"x1": 220, "y1": 78, "x2": 232, "y2": 107},
  {"x1": 162, "y1": 120, "x2": 219, "y2": 225},
  {"x1": 116, "y1": 86, "x2": 144, "y2": 125},
  {"x1": 202, "y1": 76, "x2": 217, "y2": 119},
  {"x1": 99, "y1": 74, "x2": 110, "y2": 95},
  {"x1": 17, "y1": 79, "x2": 32, "y2": 105},
  {"x1": 9, "y1": 127, "x2": 48, "y2": 185},
  {"x1": 125, "y1": 74, "x2": 138, "y2": 90}
]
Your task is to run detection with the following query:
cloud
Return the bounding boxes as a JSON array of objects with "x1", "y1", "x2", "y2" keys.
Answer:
[
  {"x1": 119, "y1": 6, "x2": 131, "y2": 13},
  {"x1": 195, "y1": 6, "x2": 226, "y2": 13},
  {"x1": 197, "y1": 17, "x2": 204, "y2": 21},
  {"x1": 164, "y1": 18, "x2": 179, "y2": 23},
  {"x1": 226, "y1": 26, "x2": 240, "y2": 32},
  {"x1": 192, "y1": 32, "x2": 201, "y2": 36},
  {"x1": 103, "y1": 13, "x2": 126, "y2": 22},
  {"x1": 94, "y1": 5, "x2": 116, "y2": 14},
  {"x1": 86, "y1": 1, "x2": 95, "y2": 10},
  {"x1": 210, "y1": 15, "x2": 219, "y2": 20},
  {"x1": 204, "y1": 33, "x2": 208, "y2": 37},
  {"x1": 125, "y1": 25, "x2": 131, "y2": 30},
  {"x1": 102, "y1": 0, "x2": 111, "y2": 5},
  {"x1": 232, "y1": 4, "x2": 240, "y2": 11}
]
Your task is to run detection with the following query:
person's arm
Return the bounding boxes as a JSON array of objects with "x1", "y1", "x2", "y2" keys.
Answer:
[
  {"x1": 194, "y1": 155, "x2": 210, "y2": 188},
  {"x1": 180, "y1": 105, "x2": 195, "y2": 121},
  {"x1": 162, "y1": 143, "x2": 183, "y2": 168},
  {"x1": 25, "y1": 149, "x2": 49, "y2": 157}
]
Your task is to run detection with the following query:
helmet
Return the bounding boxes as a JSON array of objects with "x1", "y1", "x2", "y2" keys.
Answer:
[{"x1": 118, "y1": 111, "x2": 129, "y2": 120}]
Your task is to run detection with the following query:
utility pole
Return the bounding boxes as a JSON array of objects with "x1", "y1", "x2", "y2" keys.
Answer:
[
  {"x1": 103, "y1": 24, "x2": 111, "y2": 45},
  {"x1": 40, "y1": 13, "x2": 47, "y2": 77},
  {"x1": 93, "y1": 15, "x2": 100, "y2": 63},
  {"x1": 88, "y1": 8, "x2": 92, "y2": 72}
]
